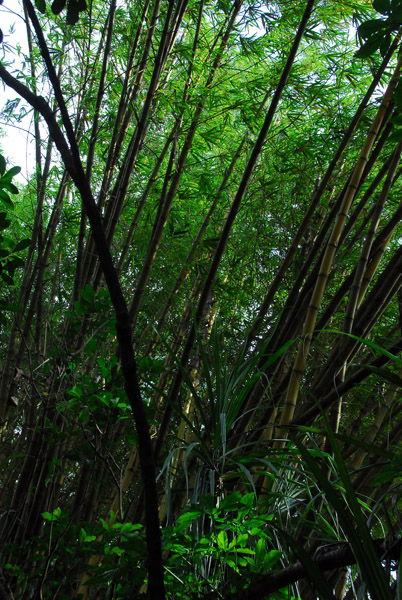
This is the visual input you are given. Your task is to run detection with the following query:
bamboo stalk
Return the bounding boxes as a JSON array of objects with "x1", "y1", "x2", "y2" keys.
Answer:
[
  {"x1": 155, "y1": 0, "x2": 316, "y2": 461},
  {"x1": 243, "y1": 41, "x2": 398, "y2": 354},
  {"x1": 128, "y1": 0, "x2": 243, "y2": 326},
  {"x1": 276, "y1": 58, "x2": 402, "y2": 447}
]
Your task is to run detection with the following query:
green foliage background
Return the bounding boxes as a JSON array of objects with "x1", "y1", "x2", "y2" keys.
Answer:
[{"x1": 0, "y1": 0, "x2": 401, "y2": 598}]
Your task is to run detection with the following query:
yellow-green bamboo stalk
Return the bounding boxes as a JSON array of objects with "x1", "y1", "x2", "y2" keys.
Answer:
[
  {"x1": 329, "y1": 142, "x2": 402, "y2": 441},
  {"x1": 274, "y1": 58, "x2": 402, "y2": 448},
  {"x1": 357, "y1": 229, "x2": 395, "y2": 307}
]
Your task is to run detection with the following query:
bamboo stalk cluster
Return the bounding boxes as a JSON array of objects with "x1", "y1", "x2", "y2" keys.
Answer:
[{"x1": 0, "y1": 0, "x2": 401, "y2": 598}]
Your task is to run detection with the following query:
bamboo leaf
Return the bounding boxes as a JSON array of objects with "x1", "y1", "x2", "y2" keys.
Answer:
[
  {"x1": 291, "y1": 427, "x2": 392, "y2": 600},
  {"x1": 363, "y1": 365, "x2": 402, "y2": 387},
  {"x1": 320, "y1": 330, "x2": 402, "y2": 366}
]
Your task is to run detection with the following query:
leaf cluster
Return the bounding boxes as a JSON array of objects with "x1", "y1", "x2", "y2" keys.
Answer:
[
  {"x1": 355, "y1": 0, "x2": 402, "y2": 58},
  {"x1": 0, "y1": 156, "x2": 30, "y2": 314},
  {"x1": 35, "y1": 0, "x2": 87, "y2": 25}
]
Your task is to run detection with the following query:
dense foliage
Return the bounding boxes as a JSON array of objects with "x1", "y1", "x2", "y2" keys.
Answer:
[{"x1": 0, "y1": 0, "x2": 402, "y2": 598}]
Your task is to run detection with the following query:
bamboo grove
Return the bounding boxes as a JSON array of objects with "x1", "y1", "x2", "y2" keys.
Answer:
[{"x1": 0, "y1": 0, "x2": 402, "y2": 598}]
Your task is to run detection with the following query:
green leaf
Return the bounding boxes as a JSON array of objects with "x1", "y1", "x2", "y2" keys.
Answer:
[
  {"x1": 67, "y1": 0, "x2": 87, "y2": 25},
  {"x1": 119, "y1": 522, "x2": 142, "y2": 532},
  {"x1": 79, "y1": 284, "x2": 94, "y2": 302},
  {"x1": 69, "y1": 385, "x2": 82, "y2": 398},
  {"x1": 2, "y1": 165, "x2": 21, "y2": 180},
  {"x1": 364, "y1": 365, "x2": 402, "y2": 387},
  {"x1": 0, "y1": 189, "x2": 13, "y2": 208},
  {"x1": 13, "y1": 238, "x2": 31, "y2": 252},
  {"x1": 42, "y1": 507, "x2": 61, "y2": 521},
  {"x1": 0, "y1": 271, "x2": 14, "y2": 285},
  {"x1": 391, "y1": 5, "x2": 402, "y2": 20},
  {"x1": 35, "y1": 0, "x2": 47, "y2": 12},
  {"x1": 137, "y1": 356, "x2": 165, "y2": 374},
  {"x1": 358, "y1": 19, "x2": 384, "y2": 39},
  {"x1": 322, "y1": 432, "x2": 392, "y2": 600},
  {"x1": 386, "y1": 128, "x2": 402, "y2": 143},
  {"x1": 1, "y1": 182, "x2": 19, "y2": 195},
  {"x1": 0, "y1": 212, "x2": 11, "y2": 231},
  {"x1": 0, "y1": 302, "x2": 22, "y2": 312},
  {"x1": 51, "y1": 0, "x2": 66, "y2": 14},
  {"x1": 218, "y1": 492, "x2": 242, "y2": 511},
  {"x1": 372, "y1": 0, "x2": 391, "y2": 14},
  {"x1": 176, "y1": 509, "x2": 203, "y2": 528},
  {"x1": 392, "y1": 83, "x2": 402, "y2": 107},
  {"x1": 373, "y1": 462, "x2": 401, "y2": 485},
  {"x1": 240, "y1": 492, "x2": 255, "y2": 508},
  {"x1": 355, "y1": 33, "x2": 383, "y2": 58},
  {"x1": 380, "y1": 32, "x2": 392, "y2": 56},
  {"x1": 7, "y1": 255, "x2": 24, "y2": 270},
  {"x1": 0, "y1": 155, "x2": 5, "y2": 176},
  {"x1": 255, "y1": 538, "x2": 265, "y2": 564},
  {"x1": 264, "y1": 549, "x2": 282, "y2": 570},
  {"x1": 217, "y1": 530, "x2": 228, "y2": 551}
]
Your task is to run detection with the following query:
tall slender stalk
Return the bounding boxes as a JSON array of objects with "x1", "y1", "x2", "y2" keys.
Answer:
[
  {"x1": 276, "y1": 58, "x2": 402, "y2": 447},
  {"x1": 155, "y1": 0, "x2": 316, "y2": 459},
  {"x1": 1, "y1": 2, "x2": 167, "y2": 595}
]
